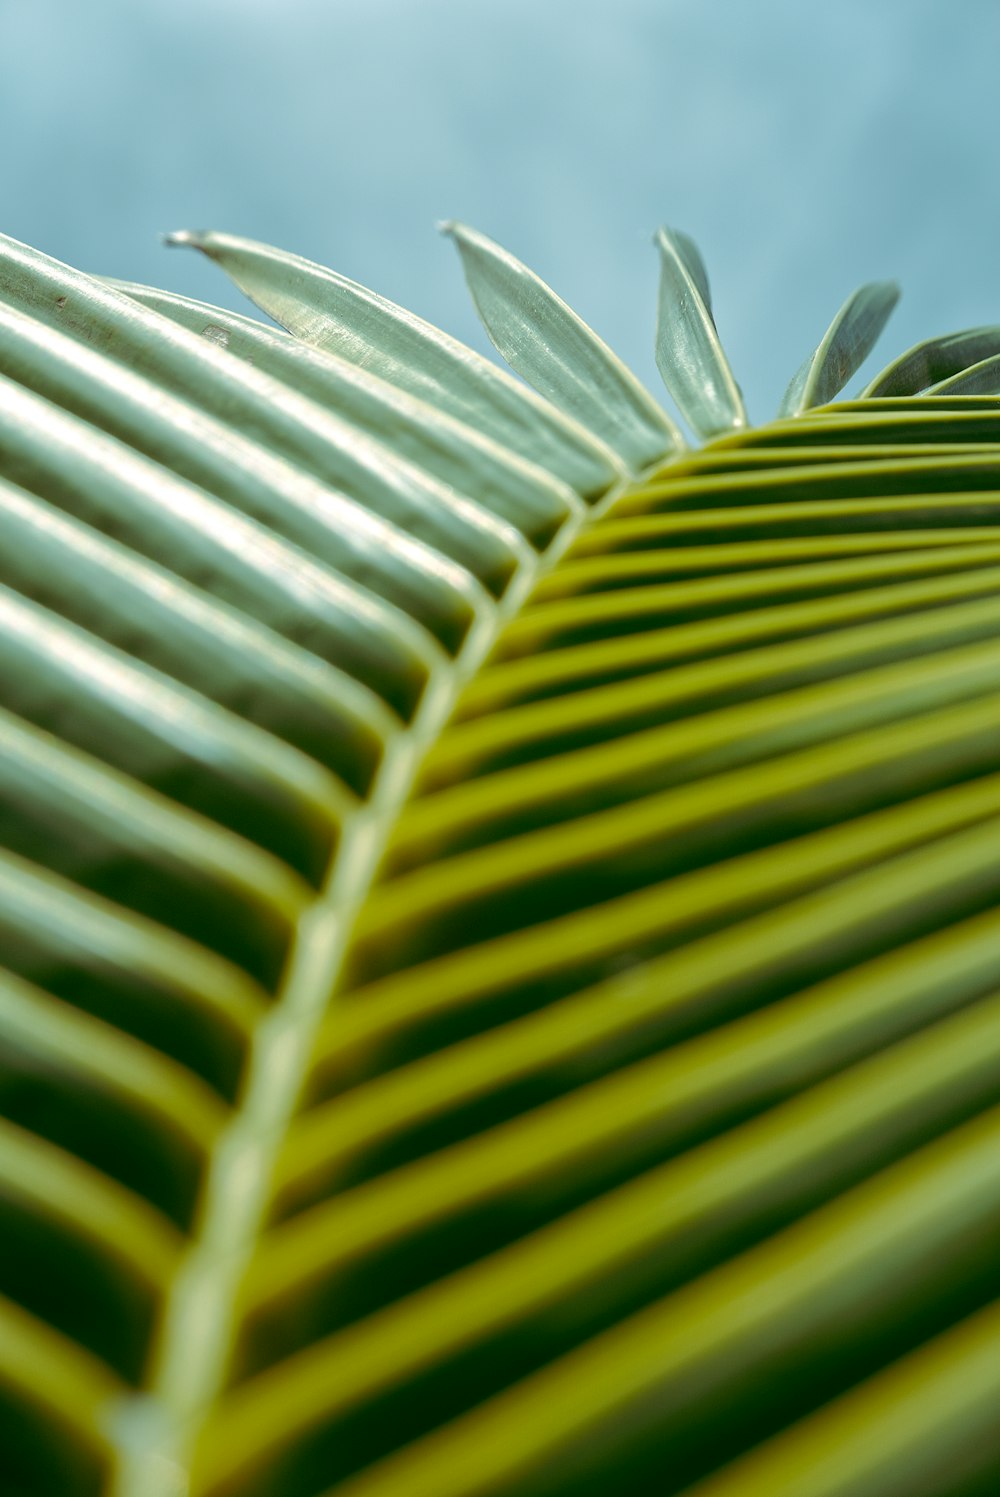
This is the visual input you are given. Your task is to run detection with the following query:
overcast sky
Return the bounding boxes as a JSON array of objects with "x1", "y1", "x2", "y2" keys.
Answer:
[{"x1": 2, "y1": 0, "x2": 998, "y2": 422}]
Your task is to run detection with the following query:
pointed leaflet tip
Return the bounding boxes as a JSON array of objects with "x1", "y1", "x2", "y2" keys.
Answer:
[
  {"x1": 655, "y1": 227, "x2": 713, "y2": 315},
  {"x1": 163, "y1": 226, "x2": 624, "y2": 501},
  {"x1": 778, "y1": 280, "x2": 900, "y2": 417},
  {"x1": 653, "y1": 226, "x2": 748, "y2": 440},
  {"x1": 445, "y1": 220, "x2": 683, "y2": 471},
  {"x1": 163, "y1": 229, "x2": 201, "y2": 248}
]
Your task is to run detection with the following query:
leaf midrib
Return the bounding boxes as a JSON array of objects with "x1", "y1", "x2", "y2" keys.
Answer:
[{"x1": 109, "y1": 450, "x2": 615, "y2": 1496}]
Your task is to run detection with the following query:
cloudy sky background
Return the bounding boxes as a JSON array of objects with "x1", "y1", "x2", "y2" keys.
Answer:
[{"x1": 2, "y1": 0, "x2": 998, "y2": 422}]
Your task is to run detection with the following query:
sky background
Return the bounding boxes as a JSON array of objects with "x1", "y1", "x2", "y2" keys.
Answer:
[{"x1": 2, "y1": 0, "x2": 999, "y2": 425}]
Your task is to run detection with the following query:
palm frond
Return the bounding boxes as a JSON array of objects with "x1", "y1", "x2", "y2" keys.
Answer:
[{"x1": 0, "y1": 225, "x2": 998, "y2": 1497}]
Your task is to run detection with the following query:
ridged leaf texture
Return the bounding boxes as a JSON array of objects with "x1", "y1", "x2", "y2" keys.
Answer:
[{"x1": 2, "y1": 223, "x2": 1000, "y2": 1497}]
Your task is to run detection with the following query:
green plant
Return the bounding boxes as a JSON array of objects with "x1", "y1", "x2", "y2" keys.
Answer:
[{"x1": 2, "y1": 217, "x2": 1000, "y2": 1497}]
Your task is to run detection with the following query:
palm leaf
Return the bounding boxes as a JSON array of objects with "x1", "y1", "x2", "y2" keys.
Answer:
[
  {"x1": 926, "y1": 352, "x2": 1000, "y2": 397},
  {"x1": 653, "y1": 226, "x2": 747, "y2": 438},
  {"x1": 1, "y1": 226, "x2": 1000, "y2": 1497},
  {"x1": 442, "y1": 220, "x2": 684, "y2": 470},
  {"x1": 863, "y1": 327, "x2": 1000, "y2": 397},
  {"x1": 163, "y1": 228, "x2": 624, "y2": 501},
  {"x1": 777, "y1": 279, "x2": 899, "y2": 416}
]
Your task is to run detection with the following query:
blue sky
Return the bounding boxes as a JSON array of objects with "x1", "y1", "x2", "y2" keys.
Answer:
[{"x1": 2, "y1": 0, "x2": 999, "y2": 422}]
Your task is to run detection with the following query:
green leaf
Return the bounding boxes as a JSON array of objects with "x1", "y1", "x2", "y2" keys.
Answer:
[
  {"x1": 654, "y1": 226, "x2": 749, "y2": 438},
  {"x1": 926, "y1": 352, "x2": 1000, "y2": 396},
  {"x1": 4, "y1": 227, "x2": 1000, "y2": 1497},
  {"x1": 110, "y1": 281, "x2": 581, "y2": 551},
  {"x1": 0, "y1": 247, "x2": 522, "y2": 612},
  {"x1": 778, "y1": 281, "x2": 900, "y2": 417},
  {"x1": 0, "y1": 473, "x2": 390, "y2": 793},
  {"x1": 863, "y1": 326, "x2": 1000, "y2": 396},
  {"x1": 165, "y1": 228, "x2": 626, "y2": 502},
  {"x1": 0, "y1": 235, "x2": 491, "y2": 657},
  {"x1": 0, "y1": 365, "x2": 438, "y2": 718},
  {"x1": 442, "y1": 221, "x2": 683, "y2": 472},
  {"x1": 679, "y1": 1293, "x2": 1000, "y2": 1496}
]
